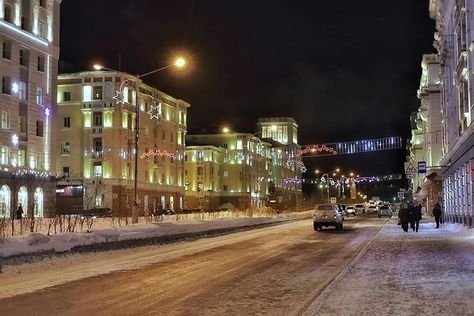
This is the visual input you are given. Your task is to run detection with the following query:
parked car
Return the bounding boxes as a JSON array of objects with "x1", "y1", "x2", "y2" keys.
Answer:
[
  {"x1": 313, "y1": 204, "x2": 344, "y2": 231},
  {"x1": 354, "y1": 204, "x2": 365, "y2": 214},
  {"x1": 378, "y1": 205, "x2": 392, "y2": 218},
  {"x1": 345, "y1": 206, "x2": 356, "y2": 216}
]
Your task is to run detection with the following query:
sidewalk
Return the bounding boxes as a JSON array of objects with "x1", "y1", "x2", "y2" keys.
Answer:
[{"x1": 304, "y1": 220, "x2": 474, "y2": 316}]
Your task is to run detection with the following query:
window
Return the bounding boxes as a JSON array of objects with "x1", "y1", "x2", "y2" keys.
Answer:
[
  {"x1": 3, "y1": 4, "x2": 12, "y2": 23},
  {"x1": 83, "y1": 86, "x2": 92, "y2": 101},
  {"x1": 38, "y1": 21, "x2": 46, "y2": 39},
  {"x1": 197, "y1": 182, "x2": 203, "y2": 191},
  {"x1": 223, "y1": 170, "x2": 228, "y2": 177},
  {"x1": 236, "y1": 140, "x2": 242, "y2": 150},
  {"x1": 0, "y1": 146, "x2": 9, "y2": 165},
  {"x1": 36, "y1": 120, "x2": 44, "y2": 137},
  {"x1": 170, "y1": 132, "x2": 174, "y2": 143},
  {"x1": 36, "y1": 87, "x2": 43, "y2": 104},
  {"x1": 93, "y1": 112, "x2": 103, "y2": 126},
  {"x1": 64, "y1": 117, "x2": 71, "y2": 128},
  {"x1": 2, "y1": 76, "x2": 11, "y2": 94},
  {"x1": 197, "y1": 167, "x2": 203, "y2": 176},
  {"x1": 63, "y1": 91, "x2": 71, "y2": 101},
  {"x1": 37, "y1": 55, "x2": 45, "y2": 72},
  {"x1": 35, "y1": 152, "x2": 43, "y2": 169},
  {"x1": 2, "y1": 41, "x2": 11, "y2": 60},
  {"x1": 39, "y1": 0, "x2": 47, "y2": 8},
  {"x1": 18, "y1": 81, "x2": 26, "y2": 100},
  {"x1": 93, "y1": 138, "x2": 102, "y2": 152},
  {"x1": 93, "y1": 163, "x2": 102, "y2": 177},
  {"x1": 1, "y1": 111, "x2": 10, "y2": 129},
  {"x1": 19, "y1": 49, "x2": 28, "y2": 66},
  {"x1": 62, "y1": 167, "x2": 70, "y2": 176},
  {"x1": 17, "y1": 150, "x2": 25, "y2": 167},
  {"x1": 61, "y1": 142, "x2": 71, "y2": 154},
  {"x1": 93, "y1": 86, "x2": 103, "y2": 100},
  {"x1": 145, "y1": 170, "x2": 149, "y2": 182},
  {"x1": 21, "y1": 16, "x2": 26, "y2": 30},
  {"x1": 197, "y1": 151, "x2": 204, "y2": 161},
  {"x1": 18, "y1": 116, "x2": 27, "y2": 133}
]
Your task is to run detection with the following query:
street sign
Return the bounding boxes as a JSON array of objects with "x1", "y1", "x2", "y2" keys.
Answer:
[
  {"x1": 330, "y1": 197, "x2": 337, "y2": 204},
  {"x1": 397, "y1": 192, "x2": 405, "y2": 199},
  {"x1": 418, "y1": 161, "x2": 427, "y2": 174},
  {"x1": 404, "y1": 162, "x2": 417, "y2": 178}
]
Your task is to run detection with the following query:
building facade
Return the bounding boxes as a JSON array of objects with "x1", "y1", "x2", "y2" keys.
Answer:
[
  {"x1": 427, "y1": 0, "x2": 474, "y2": 226},
  {"x1": 56, "y1": 70, "x2": 189, "y2": 216},
  {"x1": 184, "y1": 117, "x2": 302, "y2": 210},
  {"x1": 0, "y1": 0, "x2": 61, "y2": 218},
  {"x1": 409, "y1": 54, "x2": 443, "y2": 212}
]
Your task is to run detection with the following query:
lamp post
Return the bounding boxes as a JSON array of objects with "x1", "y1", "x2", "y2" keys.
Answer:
[
  {"x1": 93, "y1": 58, "x2": 186, "y2": 223},
  {"x1": 315, "y1": 168, "x2": 340, "y2": 203}
]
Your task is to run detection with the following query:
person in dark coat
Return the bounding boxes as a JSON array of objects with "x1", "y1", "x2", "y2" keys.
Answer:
[
  {"x1": 433, "y1": 202, "x2": 442, "y2": 228},
  {"x1": 412, "y1": 204, "x2": 422, "y2": 232},
  {"x1": 16, "y1": 204, "x2": 23, "y2": 220},
  {"x1": 398, "y1": 204, "x2": 409, "y2": 232},
  {"x1": 407, "y1": 203, "x2": 416, "y2": 231}
]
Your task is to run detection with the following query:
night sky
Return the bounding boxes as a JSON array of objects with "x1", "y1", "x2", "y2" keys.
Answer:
[{"x1": 60, "y1": 1, "x2": 435, "y2": 179}]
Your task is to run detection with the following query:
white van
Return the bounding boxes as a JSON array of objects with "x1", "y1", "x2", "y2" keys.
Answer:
[{"x1": 313, "y1": 204, "x2": 344, "y2": 231}]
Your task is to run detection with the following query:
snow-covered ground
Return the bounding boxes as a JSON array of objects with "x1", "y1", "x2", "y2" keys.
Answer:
[
  {"x1": 0, "y1": 211, "x2": 311, "y2": 260},
  {"x1": 304, "y1": 220, "x2": 474, "y2": 316}
]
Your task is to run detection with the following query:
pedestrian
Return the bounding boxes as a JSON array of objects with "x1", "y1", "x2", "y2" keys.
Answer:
[
  {"x1": 407, "y1": 203, "x2": 416, "y2": 231},
  {"x1": 16, "y1": 204, "x2": 23, "y2": 220},
  {"x1": 433, "y1": 202, "x2": 442, "y2": 228},
  {"x1": 398, "y1": 204, "x2": 409, "y2": 232},
  {"x1": 413, "y1": 204, "x2": 422, "y2": 232}
]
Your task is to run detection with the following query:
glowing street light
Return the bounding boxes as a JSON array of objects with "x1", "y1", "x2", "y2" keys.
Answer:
[{"x1": 222, "y1": 127, "x2": 230, "y2": 133}]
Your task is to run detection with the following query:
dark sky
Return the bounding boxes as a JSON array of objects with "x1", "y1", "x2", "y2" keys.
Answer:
[{"x1": 60, "y1": 1, "x2": 435, "y2": 177}]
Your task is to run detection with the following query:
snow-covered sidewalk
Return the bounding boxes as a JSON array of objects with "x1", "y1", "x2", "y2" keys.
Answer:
[{"x1": 304, "y1": 221, "x2": 474, "y2": 316}]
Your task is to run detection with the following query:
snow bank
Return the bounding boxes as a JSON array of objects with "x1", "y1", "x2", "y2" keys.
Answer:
[{"x1": 0, "y1": 211, "x2": 311, "y2": 259}]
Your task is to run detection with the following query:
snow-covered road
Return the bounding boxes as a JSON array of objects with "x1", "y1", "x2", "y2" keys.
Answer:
[
  {"x1": 0, "y1": 217, "x2": 384, "y2": 315},
  {"x1": 304, "y1": 221, "x2": 474, "y2": 316}
]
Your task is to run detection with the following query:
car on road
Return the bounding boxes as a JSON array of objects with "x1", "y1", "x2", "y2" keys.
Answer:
[
  {"x1": 367, "y1": 204, "x2": 377, "y2": 214},
  {"x1": 313, "y1": 204, "x2": 344, "y2": 231},
  {"x1": 345, "y1": 205, "x2": 356, "y2": 216},
  {"x1": 354, "y1": 204, "x2": 365, "y2": 214},
  {"x1": 377, "y1": 205, "x2": 392, "y2": 218}
]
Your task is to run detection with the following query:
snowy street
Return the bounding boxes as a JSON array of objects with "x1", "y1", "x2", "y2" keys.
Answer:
[
  {"x1": 0, "y1": 216, "x2": 383, "y2": 315},
  {"x1": 304, "y1": 220, "x2": 474, "y2": 316},
  {"x1": 0, "y1": 216, "x2": 472, "y2": 316}
]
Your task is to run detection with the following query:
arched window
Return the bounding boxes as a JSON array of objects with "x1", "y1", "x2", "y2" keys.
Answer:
[
  {"x1": 34, "y1": 187, "x2": 44, "y2": 217},
  {"x1": 0, "y1": 185, "x2": 11, "y2": 217},
  {"x1": 18, "y1": 186, "x2": 28, "y2": 214}
]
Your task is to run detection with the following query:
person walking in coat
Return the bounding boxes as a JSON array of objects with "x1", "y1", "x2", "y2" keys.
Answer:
[
  {"x1": 399, "y1": 204, "x2": 409, "y2": 232},
  {"x1": 407, "y1": 203, "x2": 416, "y2": 231},
  {"x1": 413, "y1": 204, "x2": 422, "y2": 232},
  {"x1": 433, "y1": 202, "x2": 442, "y2": 228},
  {"x1": 16, "y1": 204, "x2": 23, "y2": 220}
]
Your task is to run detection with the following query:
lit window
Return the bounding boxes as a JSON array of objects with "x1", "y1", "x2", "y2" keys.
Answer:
[
  {"x1": 1, "y1": 111, "x2": 10, "y2": 129},
  {"x1": 36, "y1": 87, "x2": 43, "y2": 104},
  {"x1": 236, "y1": 140, "x2": 242, "y2": 150},
  {"x1": 0, "y1": 146, "x2": 9, "y2": 165},
  {"x1": 93, "y1": 86, "x2": 103, "y2": 100},
  {"x1": 94, "y1": 164, "x2": 103, "y2": 177},
  {"x1": 223, "y1": 171, "x2": 228, "y2": 177},
  {"x1": 83, "y1": 85, "x2": 92, "y2": 101},
  {"x1": 61, "y1": 142, "x2": 71, "y2": 154}
]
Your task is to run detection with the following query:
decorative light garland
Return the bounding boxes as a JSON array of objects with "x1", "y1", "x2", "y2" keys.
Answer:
[{"x1": 139, "y1": 149, "x2": 176, "y2": 160}]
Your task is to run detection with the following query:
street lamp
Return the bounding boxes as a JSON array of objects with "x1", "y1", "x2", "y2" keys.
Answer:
[
  {"x1": 93, "y1": 57, "x2": 186, "y2": 223},
  {"x1": 315, "y1": 168, "x2": 341, "y2": 203}
]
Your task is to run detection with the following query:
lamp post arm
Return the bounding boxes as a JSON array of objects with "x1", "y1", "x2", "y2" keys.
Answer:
[{"x1": 138, "y1": 64, "x2": 175, "y2": 79}]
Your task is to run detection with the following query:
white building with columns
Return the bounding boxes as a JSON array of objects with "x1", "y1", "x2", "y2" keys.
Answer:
[{"x1": 0, "y1": 0, "x2": 61, "y2": 219}]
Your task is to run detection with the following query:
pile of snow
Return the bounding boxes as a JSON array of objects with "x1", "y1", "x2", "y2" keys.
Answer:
[{"x1": 0, "y1": 211, "x2": 311, "y2": 259}]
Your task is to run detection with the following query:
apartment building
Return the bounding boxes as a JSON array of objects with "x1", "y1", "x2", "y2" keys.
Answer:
[
  {"x1": 0, "y1": 0, "x2": 61, "y2": 218},
  {"x1": 428, "y1": 0, "x2": 474, "y2": 226},
  {"x1": 409, "y1": 54, "x2": 443, "y2": 212},
  {"x1": 184, "y1": 117, "x2": 302, "y2": 210},
  {"x1": 56, "y1": 70, "x2": 189, "y2": 216}
]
